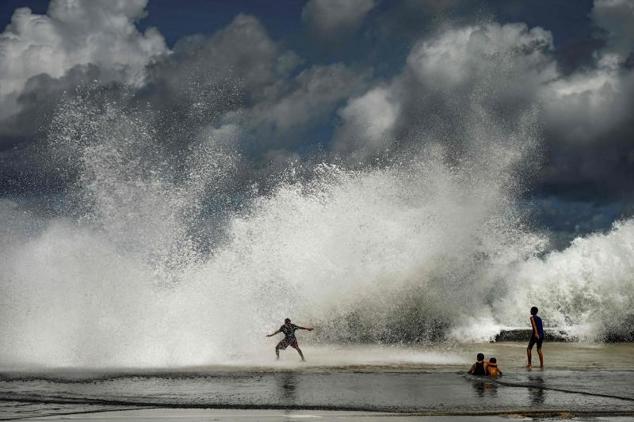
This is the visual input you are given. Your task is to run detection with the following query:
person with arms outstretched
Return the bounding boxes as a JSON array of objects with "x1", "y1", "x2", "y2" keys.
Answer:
[
  {"x1": 527, "y1": 306, "x2": 544, "y2": 368},
  {"x1": 267, "y1": 318, "x2": 313, "y2": 361}
]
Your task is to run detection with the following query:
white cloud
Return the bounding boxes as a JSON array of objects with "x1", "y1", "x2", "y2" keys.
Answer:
[
  {"x1": 302, "y1": 0, "x2": 375, "y2": 35},
  {"x1": 541, "y1": 57, "x2": 634, "y2": 142},
  {"x1": 406, "y1": 23, "x2": 555, "y2": 90},
  {"x1": 333, "y1": 23, "x2": 556, "y2": 160},
  {"x1": 333, "y1": 86, "x2": 399, "y2": 159},
  {"x1": 0, "y1": 0, "x2": 167, "y2": 117}
]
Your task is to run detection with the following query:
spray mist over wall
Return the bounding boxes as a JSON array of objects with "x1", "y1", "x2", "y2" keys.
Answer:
[{"x1": 0, "y1": 68, "x2": 632, "y2": 369}]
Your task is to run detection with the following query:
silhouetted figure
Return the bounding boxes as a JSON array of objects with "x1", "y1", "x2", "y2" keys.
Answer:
[
  {"x1": 267, "y1": 318, "x2": 313, "y2": 361},
  {"x1": 468, "y1": 353, "x2": 487, "y2": 376},
  {"x1": 527, "y1": 306, "x2": 544, "y2": 368}
]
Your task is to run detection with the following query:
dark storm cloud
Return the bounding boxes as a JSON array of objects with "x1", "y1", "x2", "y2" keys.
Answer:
[
  {"x1": 524, "y1": 195, "x2": 634, "y2": 250},
  {"x1": 146, "y1": 14, "x2": 367, "y2": 147},
  {"x1": 0, "y1": 65, "x2": 132, "y2": 193},
  {"x1": 0, "y1": 0, "x2": 633, "y2": 205},
  {"x1": 149, "y1": 14, "x2": 296, "y2": 106},
  {"x1": 536, "y1": 0, "x2": 634, "y2": 200},
  {"x1": 333, "y1": 22, "x2": 555, "y2": 163},
  {"x1": 0, "y1": 6, "x2": 367, "y2": 194},
  {"x1": 331, "y1": 4, "x2": 634, "y2": 201},
  {"x1": 592, "y1": 0, "x2": 634, "y2": 58},
  {"x1": 0, "y1": 0, "x2": 167, "y2": 191},
  {"x1": 0, "y1": 64, "x2": 112, "y2": 150}
]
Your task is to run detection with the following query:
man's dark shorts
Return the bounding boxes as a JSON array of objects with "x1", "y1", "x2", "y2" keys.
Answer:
[
  {"x1": 277, "y1": 338, "x2": 299, "y2": 350},
  {"x1": 528, "y1": 335, "x2": 543, "y2": 349}
]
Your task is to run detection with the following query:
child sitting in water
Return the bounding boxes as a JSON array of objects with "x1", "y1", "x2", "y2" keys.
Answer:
[
  {"x1": 468, "y1": 353, "x2": 487, "y2": 376},
  {"x1": 486, "y1": 357, "x2": 502, "y2": 378}
]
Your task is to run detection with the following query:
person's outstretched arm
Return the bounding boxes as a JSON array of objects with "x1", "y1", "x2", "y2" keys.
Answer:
[
  {"x1": 468, "y1": 363, "x2": 476, "y2": 374},
  {"x1": 295, "y1": 325, "x2": 314, "y2": 331},
  {"x1": 266, "y1": 329, "x2": 281, "y2": 337}
]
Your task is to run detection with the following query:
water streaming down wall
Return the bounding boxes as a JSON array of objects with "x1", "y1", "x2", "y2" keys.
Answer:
[{"x1": 0, "y1": 84, "x2": 632, "y2": 369}]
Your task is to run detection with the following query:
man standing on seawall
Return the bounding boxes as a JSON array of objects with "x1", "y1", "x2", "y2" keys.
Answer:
[{"x1": 527, "y1": 306, "x2": 544, "y2": 368}]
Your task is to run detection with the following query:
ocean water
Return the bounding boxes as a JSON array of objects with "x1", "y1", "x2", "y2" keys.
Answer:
[{"x1": 1, "y1": 343, "x2": 633, "y2": 420}]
